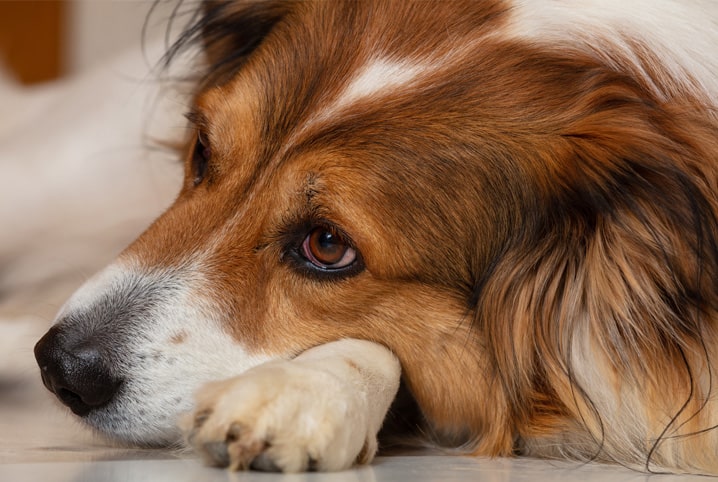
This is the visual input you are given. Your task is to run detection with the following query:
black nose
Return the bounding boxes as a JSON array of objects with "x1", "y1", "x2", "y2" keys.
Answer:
[{"x1": 34, "y1": 325, "x2": 122, "y2": 416}]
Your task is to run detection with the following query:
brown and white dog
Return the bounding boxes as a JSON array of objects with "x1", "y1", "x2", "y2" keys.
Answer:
[{"x1": 34, "y1": 0, "x2": 718, "y2": 474}]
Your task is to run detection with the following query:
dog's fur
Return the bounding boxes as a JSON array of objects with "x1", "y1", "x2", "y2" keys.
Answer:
[{"x1": 34, "y1": 0, "x2": 718, "y2": 474}]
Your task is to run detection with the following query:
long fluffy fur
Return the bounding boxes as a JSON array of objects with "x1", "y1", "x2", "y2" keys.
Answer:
[
  {"x1": 157, "y1": 0, "x2": 718, "y2": 473},
  {"x1": 33, "y1": 0, "x2": 717, "y2": 474}
]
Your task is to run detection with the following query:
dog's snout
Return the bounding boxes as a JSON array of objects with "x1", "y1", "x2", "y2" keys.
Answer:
[{"x1": 34, "y1": 324, "x2": 122, "y2": 416}]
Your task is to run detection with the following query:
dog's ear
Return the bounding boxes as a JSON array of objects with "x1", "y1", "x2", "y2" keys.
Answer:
[
  {"x1": 199, "y1": 1, "x2": 291, "y2": 73},
  {"x1": 167, "y1": 0, "x2": 292, "y2": 85}
]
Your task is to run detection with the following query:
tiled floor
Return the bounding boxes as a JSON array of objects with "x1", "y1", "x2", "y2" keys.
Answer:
[{"x1": 0, "y1": 319, "x2": 707, "y2": 482}]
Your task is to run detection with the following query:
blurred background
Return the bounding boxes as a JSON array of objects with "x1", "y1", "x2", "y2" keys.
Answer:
[
  {"x1": 0, "y1": 0, "x2": 186, "y2": 317},
  {"x1": 0, "y1": 0, "x2": 175, "y2": 84},
  {"x1": 0, "y1": 2, "x2": 189, "y2": 461}
]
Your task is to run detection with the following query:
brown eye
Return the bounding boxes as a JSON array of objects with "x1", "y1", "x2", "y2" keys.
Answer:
[
  {"x1": 192, "y1": 131, "x2": 211, "y2": 186},
  {"x1": 301, "y1": 227, "x2": 357, "y2": 270}
]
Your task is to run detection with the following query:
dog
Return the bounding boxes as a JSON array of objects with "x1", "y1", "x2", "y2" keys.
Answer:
[{"x1": 33, "y1": 0, "x2": 718, "y2": 474}]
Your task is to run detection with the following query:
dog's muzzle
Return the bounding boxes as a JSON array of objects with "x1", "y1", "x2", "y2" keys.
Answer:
[
  {"x1": 31, "y1": 264, "x2": 275, "y2": 445},
  {"x1": 34, "y1": 323, "x2": 123, "y2": 416}
]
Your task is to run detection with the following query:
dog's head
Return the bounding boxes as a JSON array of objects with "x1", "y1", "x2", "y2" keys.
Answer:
[{"x1": 34, "y1": 0, "x2": 718, "y2": 454}]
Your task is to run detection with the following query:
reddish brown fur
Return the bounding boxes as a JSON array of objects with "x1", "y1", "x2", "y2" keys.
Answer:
[{"x1": 125, "y1": 0, "x2": 718, "y2": 473}]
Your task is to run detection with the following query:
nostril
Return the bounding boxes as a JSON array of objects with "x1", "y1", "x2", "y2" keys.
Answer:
[
  {"x1": 58, "y1": 388, "x2": 80, "y2": 404},
  {"x1": 58, "y1": 388, "x2": 91, "y2": 416}
]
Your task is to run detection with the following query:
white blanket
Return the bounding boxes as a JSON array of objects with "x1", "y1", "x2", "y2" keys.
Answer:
[{"x1": 0, "y1": 41, "x2": 191, "y2": 378}]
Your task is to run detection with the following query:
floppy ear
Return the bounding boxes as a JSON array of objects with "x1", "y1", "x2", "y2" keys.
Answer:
[
  {"x1": 166, "y1": 0, "x2": 292, "y2": 86},
  {"x1": 473, "y1": 94, "x2": 718, "y2": 464},
  {"x1": 200, "y1": 1, "x2": 291, "y2": 72}
]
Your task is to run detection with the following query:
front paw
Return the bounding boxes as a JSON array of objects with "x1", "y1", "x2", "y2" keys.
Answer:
[{"x1": 181, "y1": 361, "x2": 376, "y2": 472}]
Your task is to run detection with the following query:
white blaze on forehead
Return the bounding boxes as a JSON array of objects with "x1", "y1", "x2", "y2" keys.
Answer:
[
  {"x1": 283, "y1": 56, "x2": 431, "y2": 154},
  {"x1": 338, "y1": 58, "x2": 427, "y2": 108}
]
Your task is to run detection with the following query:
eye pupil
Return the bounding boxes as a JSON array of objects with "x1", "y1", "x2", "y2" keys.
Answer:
[{"x1": 312, "y1": 230, "x2": 344, "y2": 264}]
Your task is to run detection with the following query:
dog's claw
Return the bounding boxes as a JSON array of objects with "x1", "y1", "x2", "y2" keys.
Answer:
[
  {"x1": 226, "y1": 435, "x2": 269, "y2": 471},
  {"x1": 249, "y1": 452, "x2": 281, "y2": 472},
  {"x1": 225, "y1": 422, "x2": 242, "y2": 443},
  {"x1": 222, "y1": 422, "x2": 272, "y2": 471},
  {"x1": 201, "y1": 441, "x2": 230, "y2": 467}
]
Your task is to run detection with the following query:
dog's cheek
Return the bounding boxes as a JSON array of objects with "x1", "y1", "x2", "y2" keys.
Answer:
[
  {"x1": 284, "y1": 280, "x2": 513, "y2": 450},
  {"x1": 250, "y1": 273, "x2": 499, "y2": 436}
]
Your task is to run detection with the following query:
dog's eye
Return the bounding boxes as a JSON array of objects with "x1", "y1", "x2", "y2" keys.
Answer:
[
  {"x1": 192, "y1": 131, "x2": 211, "y2": 186},
  {"x1": 301, "y1": 227, "x2": 357, "y2": 270}
]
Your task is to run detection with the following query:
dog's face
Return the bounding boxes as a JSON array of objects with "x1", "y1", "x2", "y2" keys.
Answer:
[
  {"x1": 34, "y1": 0, "x2": 718, "y2": 455},
  {"x1": 36, "y1": 1, "x2": 514, "y2": 445}
]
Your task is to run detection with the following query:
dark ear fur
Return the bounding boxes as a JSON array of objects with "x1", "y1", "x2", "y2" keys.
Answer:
[
  {"x1": 474, "y1": 93, "x2": 718, "y2": 465},
  {"x1": 164, "y1": 0, "x2": 293, "y2": 87}
]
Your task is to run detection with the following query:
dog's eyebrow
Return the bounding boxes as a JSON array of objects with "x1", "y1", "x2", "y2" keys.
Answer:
[
  {"x1": 184, "y1": 109, "x2": 209, "y2": 129},
  {"x1": 304, "y1": 172, "x2": 320, "y2": 202}
]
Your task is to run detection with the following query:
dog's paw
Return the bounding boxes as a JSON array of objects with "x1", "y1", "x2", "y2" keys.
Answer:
[{"x1": 181, "y1": 360, "x2": 376, "y2": 472}]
